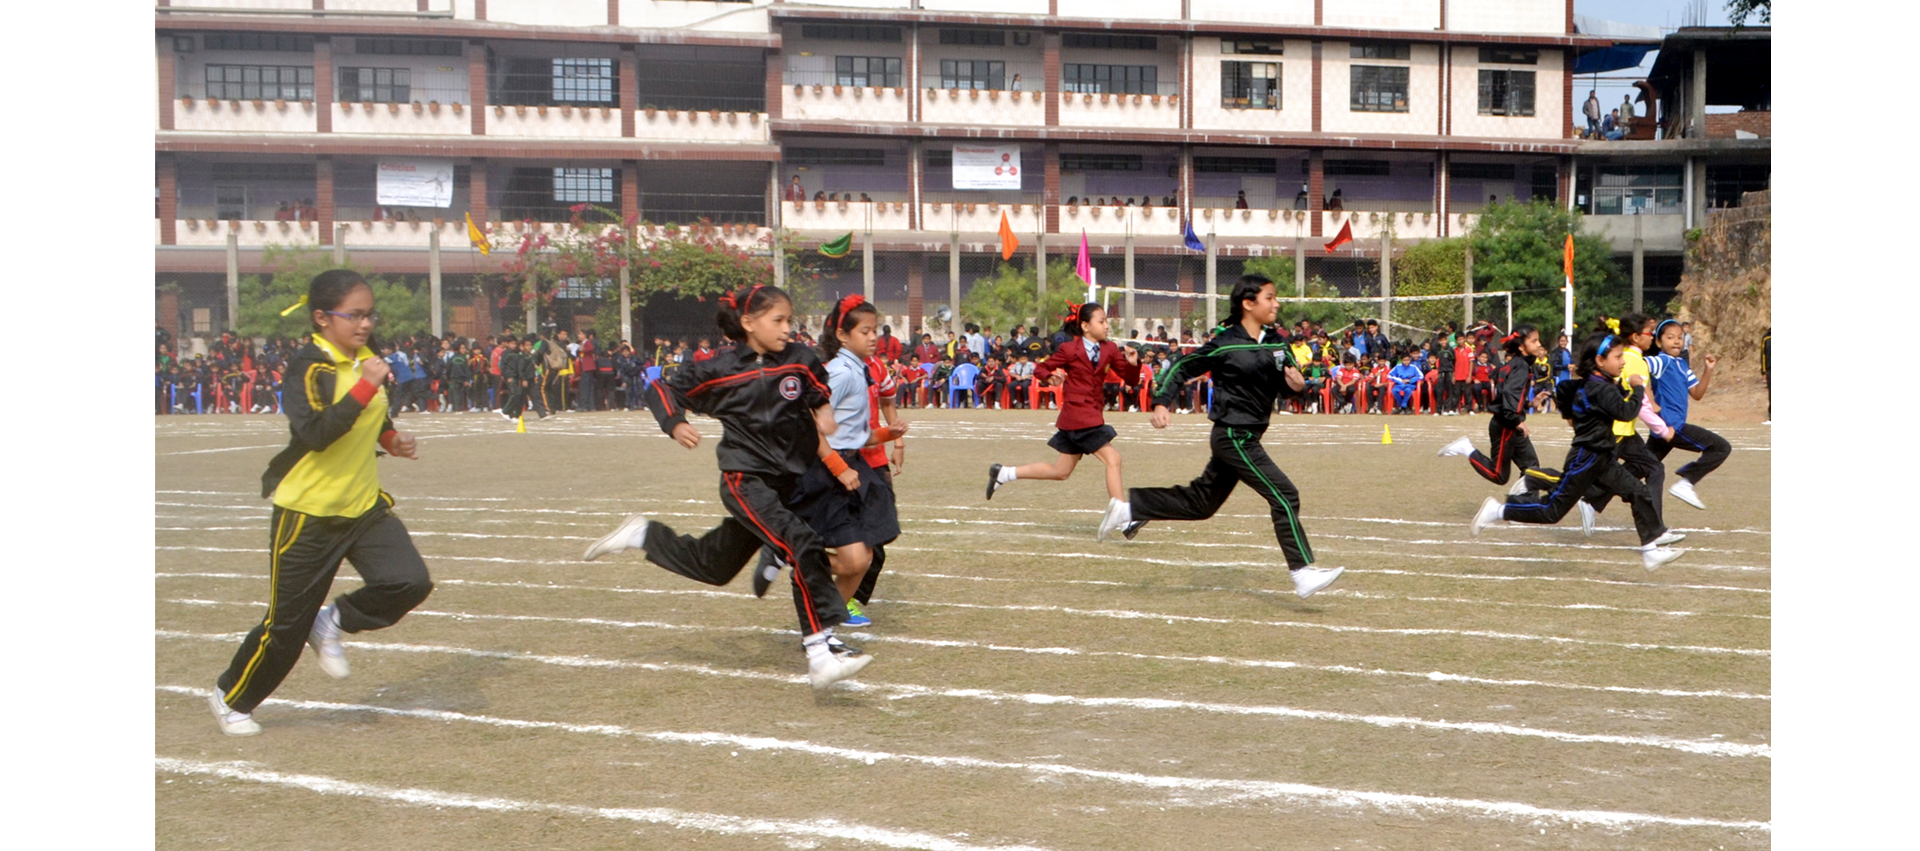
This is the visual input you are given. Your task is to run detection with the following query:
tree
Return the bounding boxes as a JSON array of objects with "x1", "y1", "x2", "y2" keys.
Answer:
[
  {"x1": 1241, "y1": 254, "x2": 1382, "y2": 331},
  {"x1": 1465, "y1": 201, "x2": 1629, "y2": 335},
  {"x1": 959, "y1": 258, "x2": 1085, "y2": 334},
  {"x1": 234, "y1": 245, "x2": 429, "y2": 340},
  {"x1": 1726, "y1": 0, "x2": 1769, "y2": 26},
  {"x1": 1392, "y1": 237, "x2": 1470, "y2": 334}
]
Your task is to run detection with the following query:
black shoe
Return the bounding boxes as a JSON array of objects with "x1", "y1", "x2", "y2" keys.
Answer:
[
  {"x1": 1122, "y1": 520, "x2": 1147, "y2": 540},
  {"x1": 986, "y1": 464, "x2": 1003, "y2": 500},
  {"x1": 751, "y1": 548, "x2": 785, "y2": 599}
]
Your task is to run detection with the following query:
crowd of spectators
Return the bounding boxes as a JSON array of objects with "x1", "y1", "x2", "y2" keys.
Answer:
[{"x1": 156, "y1": 312, "x2": 1694, "y2": 420}]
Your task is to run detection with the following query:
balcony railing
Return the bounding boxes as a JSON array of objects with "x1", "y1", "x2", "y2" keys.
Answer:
[
  {"x1": 333, "y1": 100, "x2": 469, "y2": 135},
  {"x1": 162, "y1": 217, "x2": 770, "y2": 252},
  {"x1": 1057, "y1": 89, "x2": 1182, "y2": 130}
]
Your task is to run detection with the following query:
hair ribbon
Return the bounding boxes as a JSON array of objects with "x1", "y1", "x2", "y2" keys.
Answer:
[{"x1": 279, "y1": 295, "x2": 310, "y2": 317}]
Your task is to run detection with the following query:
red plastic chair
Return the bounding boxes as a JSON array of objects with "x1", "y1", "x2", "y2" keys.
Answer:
[{"x1": 1031, "y1": 382, "x2": 1060, "y2": 410}]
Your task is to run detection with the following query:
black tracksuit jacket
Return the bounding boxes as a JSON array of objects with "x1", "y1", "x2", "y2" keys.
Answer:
[
  {"x1": 1149, "y1": 323, "x2": 1301, "y2": 425},
  {"x1": 644, "y1": 343, "x2": 831, "y2": 478}
]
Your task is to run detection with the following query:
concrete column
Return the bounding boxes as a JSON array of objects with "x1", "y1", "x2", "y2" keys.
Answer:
[
  {"x1": 313, "y1": 37, "x2": 332, "y2": 133},
  {"x1": 1463, "y1": 244, "x2": 1474, "y2": 326},
  {"x1": 619, "y1": 47, "x2": 637, "y2": 137},
  {"x1": 1123, "y1": 223, "x2": 1135, "y2": 331},
  {"x1": 333, "y1": 225, "x2": 346, "y2": 265},
  {"x1": 949, "y1": 230, "x2": 960, "y2": 332},
  {"x1": 1205, "y1": 233, "x2": 1218, "y2": 330},
  {"x1": 1631, "y1": 211, "x2": 1645, "y2": 313},
  {"x1": 316, "y1": 156, "x2": 335, "y2": 246},
  {"x1": 468, "y1": 159, "x2": 488, "y2": 225},
  {"x1": 765, "y1": 49, "x2": 783, "y2": 120},
  {"x1": 1683, "y1": 156, "x2": 1695, "y2": 229},
  {"x1": 622, "y1": 162, "x2": 640, "y2": 225},
  {"x1": 226, "y1": 232, "x2": 240, "y2": 332},
  {"x1": 1043, "y1": 32, "x2": 1061, "y2": 127},
  {"x1": 1043, "y1": 143, "x2": 1061, "y2": 233},
  {"x1": 862, "y1": 215, "x2": 876, "y2": 302},
  {"x1": 1379, "y1": 229, "x2": 1393, "y2": 325},
  {"x1": 1437, "y1": 151, "x2": 1450, "y2": 236},
  {"x1": 158, "y1": 154, "x2": 178, "y2": 246},
  {"x1": 158, "y1": 36, "x2": 176, "y2": 131},
  {"x1": 908, "y1": 140, "x2": 922, "y2": 231},
  {"x1": 1176, "y1": 251, "x2": 1194, "y2": 325},
  {"x1": 429, "y1": 229, "x2": 443, "y2": 336},
  {"x1": 1035, "y1": 231, "x2": 1046, "y2": 303},
  {"x1": 1689, "y1": 49, "x2": 1707, "y2": 140},
  {"x1": 907, "y1": 253, "x2": 924, "y2": 333},
  {"x1": 619, "y1": 261, "x2": 633, "y2": 344},
  {"x1": 1294, "y1": 236, "x2": 1306, "y2": 300},
  {"x1": 527, "y1": 288, "x2": 538, "y2": 338},
  {"x1": 908, "y1": 24, "x2": 921, "y2": 123},
  {"x1": 1310, "y1": 41, "x2": 1322, "y2": 133}
]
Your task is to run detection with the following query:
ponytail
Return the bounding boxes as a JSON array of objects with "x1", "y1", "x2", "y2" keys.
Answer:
[
  {"x1": 1500, "y1": 323, "x2": 1538, "y2": 357},
  {"x1": 714, "y1": 284, "x2": 790, "y2": 342},
  {"x1": 820, "y1": 293, "x2": 879, "y2": 359},
  {"x1": 1058, "y1": 302, "x2": 1102, "y2": 338}
]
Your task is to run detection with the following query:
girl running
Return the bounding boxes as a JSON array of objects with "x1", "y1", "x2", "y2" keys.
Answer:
[
  {"x1": 984, "y1": 302, "x2": 1143, "y2": 541},
  {"x1": 582, "y1": 284, "x2": 872, "y2": 690},
  {"x1": 210, "y1": 269, "x2": 434, "y2": 737},
  {"x1": 1438, "y1": 324, "x2": 1550, "y2": 493},
  {"x1": 1106, "y1": 275, "x2": 1346, "y2": 599},
  {"x1": 1470, "y1": 331, "x2": 1685, "y2": 570},
  {"x1": 1647, "y1": 319, "x2": 1732, "y2": 510}
]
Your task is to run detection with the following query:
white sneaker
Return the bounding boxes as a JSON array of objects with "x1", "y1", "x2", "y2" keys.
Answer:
[
  {"x1": 1578, "y1": 501, "x2": 1596, "y2": 538},
  {"x1": 1096, "y1": 498, "x2": 1132, "y2": 542},
  {"x1": 1437, "y1": 436, "x2": 1475, "y2": 458},
  {"x1": 208, "y1": 690, "x2": 261, "y2": 737},
  {"x1": 1641, "y1": 546, "x2": 1684, "y2": 571},
  {"x1": 1290, "y1": 565, "x2": 1345, "y2": 599},
  {"x1": 807, "y1": 643, "x2": 873, "y2": 689},
  {"x1": 1508, "y1": 477, "x2": 1530, "y2": 496},
  {"x1": 1653, "y1": 530, "x2": 1687, "y2": 546},
  {"x1": 583, "y1": 513, "x2": 650, "y2": 561},
  {"x1": 307, "y1": 605, "x2": 349, "y2": 679},
  {"x1": 1469, "y1": 496, "x2": 1506, "y2": 536},
  {"x1": 1669, "y1": 479, "x2": 1707, "y2": 510}
]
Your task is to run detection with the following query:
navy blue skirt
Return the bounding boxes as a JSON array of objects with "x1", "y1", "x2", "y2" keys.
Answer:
[{"x1": 1047, "y1": 424, "x2": 1117, "y2": 456}]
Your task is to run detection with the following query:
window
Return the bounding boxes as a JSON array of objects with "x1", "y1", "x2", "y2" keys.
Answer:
[
  {"x1": 1221, "y1": 61, "x2": 1280, "y2": 109},
  {"x1": 1223, "y1": 40, "x2": 1283, "y2": 55},
  {"x1": 1060, "y1": 153, "x2": 1142, "y2": 172},
  {"x1": 1478, "y1": 48, "x2": 1538, "y2": 65},
  {"x1": 1314, "y1": 159, "x2": 1392, "y2": 177},
  {"x1": 1350, "y1": 43, "x2": 1410, "y2": 60},
  {"x1": 1063, "y1": 64, "x2": 1158, "y2": 94},
  {"x1": 1196, "y1": 157, "x2": 1277, "y2": 174},
  {"x1": 1450, "y1": 163, "x2": 1516, "y2": 181},
  {"x1": 787, "y1": 148, "x2": 886, "y2": 167},
  {"x1": 1706, "y1": 164, "x2": 1770, "y2": 208},
  {"x1": 205, "y1": 64, "x2": 314, "y2": 100},
  {"x1": 1063, "y1": 34, "x2": 1157, "y2": 51},
  {"x1": 553, "y1": 58, "x2": 613, "y2": 103},
  {"x1": 940, "y1": 59, "x2": 1005, "y2": 90},
  {"x1": 203, "y1": 32, "x2": 314, "y2": 52},
  {"x1": 354, "y1": 38, "x2": 462, "y2": 57},
  {"x1": 1350, "y1": 66, "x2": 1409, "y2": 113},
  {"x1": 1477, "y1": 70, "x2": 1535, "y2": 116},
  {"x1": 552, "y1": 277, "x2": 613, "y2": 299},
  {"x1": 338, "y1": 67, "x2": 411, "y2": 104},
  {"x1": 836, "y1": 56, "x2": 902, "y2": 88},
  {"x1": 939, "y1": 29, "x2": 1006, "y2": 46},
  {"x1": 1586, "y1": 165, "x2": 1682, "y2": 215},
  {"x1": 801, "y1": 24, "x2": 901, "y2": 42},
  {"x1": 215, "y1": 185, "x2": 247, "y2": 220},
  {"x1": 553, "y1": 168, "x2": 614, "y2": 204}
]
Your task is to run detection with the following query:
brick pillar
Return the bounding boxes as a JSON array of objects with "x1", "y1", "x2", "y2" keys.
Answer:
[
  {"x1": 608, "y1": 0, "x2": 619, "y2": 26},
  {"x1": 908, "y1": 140, "x2": 922, "y2": 230},
  {"x1": 619, "y1": 47, "x2": 637, "y2": 137},
  {"x1": 475, "y1": 0, "x2": 486, "y2": 20},
  {"x1": 469, "y1": 40, "x2": 488, "y2": 135},
  {"x1": 473, "y1": 286, "x2": 494, "y2": 336},
  {"x1": 158, "y1": 287, "x2": 182, "y2": 342},
  {"x1": 317, "y1": 156, "x2": 335, "y2": 245},
  {"x1": 314, "y1": 37, "x2": 333, "y2": 133},
  {"x1": 1310, "y1": 41, "x2": 1322, "y2": 134},
  {"x1": 1043, "y1": 143, "x2": 1061, "y2": 233},
  {"x1": 765, "y1": 49, "x2": 782, "y2": 119},
  {"x1": 1176, "y1": 254, "x2": 1194, "y2": 322},
  {"x1": 1308, "y1": 150, "x2": 1324, "y2": 238},
  {"x1": 1043, "y1": 32, "x2": 1060, "y2": 127},
  {"x1": 907, "y1": 253, "x2": 924, "y2": 334},
  {"x1": 1314, "y1": 0, "x2": 1323, "y2": 25},
  {"x1": 1563, "y1": 51, "x2": 1575, "y2": 139},
  {"x1": 469, "y1": 158, "x2": 488, "y2": 224},
  {"x1": 158, "y1": 154, "x2": 178, "y2": 245},
  {"x1": 622, "y1": 162, "x2": 640, "y2": 225},
  {"x1": 158, "y1": 37, "x2": 176, "y2": 131}
]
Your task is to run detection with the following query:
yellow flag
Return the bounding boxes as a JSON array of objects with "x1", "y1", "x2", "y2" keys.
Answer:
[{"x1": 466, "y1": 213, "x2": 491, "y2": 256}]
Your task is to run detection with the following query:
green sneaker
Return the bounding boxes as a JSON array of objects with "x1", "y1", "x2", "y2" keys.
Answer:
[{"x1": 843, "y1": 599, "x2": 872, "y2": 627}]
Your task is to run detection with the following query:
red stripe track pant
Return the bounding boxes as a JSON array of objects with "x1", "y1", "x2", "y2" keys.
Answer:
[{"x1": 644, "y1": 471, "x2": 845, "y2": 635}]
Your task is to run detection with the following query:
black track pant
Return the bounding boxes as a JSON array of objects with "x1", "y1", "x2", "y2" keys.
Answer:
[
  {"x1": 502, "y1": 381, "x2": 529, "y2": 418},
  {"x1": 644, "y1": 471, "x2": 844, "y2": 635},
  {"x1": 1587, "y1": 434, "x2": 1665, "y2": 519},
  {"x1": 854, "y1": 545, "x2": 886, "y2": 606},
  {"x1": 1467, "y1": 416, "x2": 1540, "y2": 485},
  {"x1": 1648, "y1": 423, "x2": 1731, "y2": 485},
  {"x1": 1504, "y1": 445, "x2": 1664, "y2": 545},
  {"x1": 1129, "y1": 424, "x2": 1315, "y2": 569},
  {"x1": 217, "y1": 498, "x2": 433, "y2": 714}
]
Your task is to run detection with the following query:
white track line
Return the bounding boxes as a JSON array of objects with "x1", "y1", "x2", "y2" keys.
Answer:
[
  {"x1": 158, "y1": 598, "x2": 1769, "y2": 701},
  {"x1": 155, "y1": 631, "x2": 1766, "y2": 759},
  {"x1": 154, "y1": 686, "x2": 1769, "y2": 833},
  {"x1": 155, "y1": 756, "x2": 1054, "y2": 851}
]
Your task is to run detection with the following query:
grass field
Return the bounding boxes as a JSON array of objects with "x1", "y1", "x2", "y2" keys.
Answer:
[{"x1": 155, "y1": 406, "x2": 1770, "y2": 850}]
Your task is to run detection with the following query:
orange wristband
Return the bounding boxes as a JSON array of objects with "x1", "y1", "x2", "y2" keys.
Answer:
[{"x1": 823, "y1": 453, "x2": 851, "y2": 476}]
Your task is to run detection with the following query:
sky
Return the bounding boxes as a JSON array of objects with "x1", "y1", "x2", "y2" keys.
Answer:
[{"x1": 1571, "y1": 0, "x2": 1749, "y2": 127}]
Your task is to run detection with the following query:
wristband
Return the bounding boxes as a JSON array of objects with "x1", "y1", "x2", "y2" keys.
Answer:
[
  {"x1": 379, "y1": 430, "x2": 398, "y2": 453},
  {"x1": 879, "y1": 424, "x2": 906, "y2": 442},
  {"x1": 823, "y1": 453, "x2": 851, "y2": 476}
]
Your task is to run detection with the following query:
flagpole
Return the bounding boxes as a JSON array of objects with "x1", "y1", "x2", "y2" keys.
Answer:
[{"x1": 1563, "y1": 233, "x2": 1576, "y2": 342}]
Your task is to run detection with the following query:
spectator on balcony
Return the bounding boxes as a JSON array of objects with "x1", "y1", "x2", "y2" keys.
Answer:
[
  {"x1": 300, "y1": 199, "x2": 318, "y2": 220},
  {"x1": 1602, "y1": 109, "x2": 1625, "y2": 141},
  {"x1": 1096, "y1": 197, "x2": 1108, "y2": 206},
  {"x1": 1326, "y1": 189, "x2": 1345, "y2": 212},
  {"x1": 1235, "y1": 190, "x2": 1249, "y2": 210},
  {"x1": 1011, "y1": 74, "x2": 1024, "y2": 91},
  {"x1": 274, "y1": 202, "x2": 294, "y2": 221},
  {"x1": 813, "y1": 191, "x2": 826, "y2": 202},
  {"x1": 1583, "y1": 90, "x2": 1602, "y2": 137},
  {"x1": 859, "y1": 193, "x2": 873, "y2": 202},
  {"x1": 1619, "y1": 94, "x2": 1636, "y2": 132},
  {"x1": 785, "y1": 175, "x2": 806, "y2": 203},
  {"x1": 1294, "y1": 184, "x2": 1310, "y2": 210}
]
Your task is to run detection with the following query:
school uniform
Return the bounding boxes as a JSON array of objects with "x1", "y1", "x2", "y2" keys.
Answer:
[
  {"x1": 1133, "y1": 324, "x2": 1318, "y2": 570},
  {"x1": 446, "y1": 353, "x2": 472, "y2": 411},
  {"x1": 1589, "y1": 346, "x2": 1667, "y2": 518},
  {"x1": 1501, "y1": 375, "x2": 1665, "y2": 545},
  {"x1": 1465, "y1": 358, "x2": 1542, "y2": 485},
  {"x1": 642, "y1": 343, "x2": 849, "y2": 635},
  {"x1": 1646, "y1": 352, "x2": 1731, "y2": 485},
  {"x1": 217, "y1": 336, "x2": 432, "y2": 715},
  {"x1": 500, "y1": 349, "x2": 533, "y2": 418},
  {"x1": 1033, "y1": 336, "x2": 1140, "y2": 456}
]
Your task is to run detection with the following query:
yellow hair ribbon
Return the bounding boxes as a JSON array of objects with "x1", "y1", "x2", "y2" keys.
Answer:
[{"x1": 279, "y1": 296, "x2": 310, "y2": 317}]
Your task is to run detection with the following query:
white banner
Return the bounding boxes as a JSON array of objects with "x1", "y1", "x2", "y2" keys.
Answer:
[
  {"x1": 376, "y1": 159, "x2": 455, "y2": 208},
  {"x1": 951, "y1": 145, "x2": 1022, "y2": 191}
]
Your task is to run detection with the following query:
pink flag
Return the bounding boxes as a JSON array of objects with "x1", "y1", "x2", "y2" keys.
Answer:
[{"x1": 1074, "y1": 229, "x2": 1092, "y2": 284}]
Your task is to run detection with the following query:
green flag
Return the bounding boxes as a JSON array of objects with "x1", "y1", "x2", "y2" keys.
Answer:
[{"x1": 818, "y1": 232, "x2": 853, "y2": 258}]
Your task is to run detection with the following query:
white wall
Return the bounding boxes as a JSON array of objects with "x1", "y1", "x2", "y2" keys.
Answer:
[
  {"x1": 919, "y1": 0, "x2": 1046, "y2": 13},
  {"x1": 1323, "y1": 0, "x2": 1440, "y2": 30},
  {"x1": 1447, "y1": 45, "x2": 1565, "y2": 140},
  {"x1": 1447, "y1": 0, "x2": 1567, "y2": 35},
  {"x1": 619, "y1": 1, "x2": 773, "y2": 32},
  {"x1": 1055, "y1": 0, "x2": 1181, "y2": 19},
  {"x1": 485, "y1": 0, "x2": 607, "y2": 27},
  {"x1": 1188, "y1": 38, "x2": 1313, "y2": 134},
  {"x1": 1319, "y1": 42, "x2": 1443, "y2": 136},
  {"x1": 1189, "y1": 0, "x2": 1313, "y2": 26}
]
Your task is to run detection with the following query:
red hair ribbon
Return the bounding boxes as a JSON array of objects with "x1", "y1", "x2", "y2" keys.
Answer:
[
  {"x1": 719, "y1": 292, "x2": 738, "y2": 310},
  {"x1": 837, "y1": 293, "x2": 866, "y2": 317},
  {"x1": 1060, "y1": 299, "x2": 1083, "y2": 325},
  {"x1": 1501, "y1": 331, "x2": 1520, "y2": 346}
]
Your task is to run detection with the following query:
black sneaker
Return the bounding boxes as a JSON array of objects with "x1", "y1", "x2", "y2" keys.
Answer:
[
  {"x1": 751, "y1": 548, "x2": 786, "y2": 598},
  {"x1": 1122, "y1": 520, "x2": 1148, "y2": 540},
  {"x1": 986, "y1": 464, "x2": 1004, "y2": 500}
]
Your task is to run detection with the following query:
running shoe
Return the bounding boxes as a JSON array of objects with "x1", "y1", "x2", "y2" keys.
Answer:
[
  {"x1": 1121, "y1": 520, "x2": 1148, "y2": 540},
  {"x1": 986, "y1": 463, "x2": 1004, "y2": 500},
  {"x1": 843, "y1": 599, "x2": 871, "y2": 627},
  {"x1": 1578, "y1": 501, "x2": 1596, "y2": 538},
  {"x1": 1653, "y1": 530, "x2": 1687, "y2": 546},
  {"x1": 1641, "y1": 546, "x2": 1684, "y2": 571},
  {"x1": 1096, "y1": 498, "x2": 1131, "y2": 542},
  {"x1": 1669, "y1": 479, "x2": 1707, "y2": 510},
  {"x1": 751, "y1": 548, "x2": 786, "y2": 598},
  {"x1": 1469, "y1": 496, "x2": 1506, "y2": 537},
  {"x1": 1290, "y1": 565, "x2": 1345, "y2": 599},
  {"x1": 208, "y1": 689, "x2": 261, "y2": 737},
  {"x1": 306, "y1": 604, "x2": 349, "y2": 679},
  {"x1": 1437, "y1": 436, "x2": 1475, "y2": 457},
  {"x1": 808, "y1": 641, "x2": 872, "y2": 689},
  {"x1": 583, "y1": 513, "x2": 650, "y2": 561}
]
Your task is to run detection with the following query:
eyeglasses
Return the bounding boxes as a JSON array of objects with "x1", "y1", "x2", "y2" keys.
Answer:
[{"x1": 324, "y1": 310, "x2": 382, "y2": 325}]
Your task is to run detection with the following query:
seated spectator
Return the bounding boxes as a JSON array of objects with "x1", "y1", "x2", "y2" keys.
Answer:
[
  {"x1": 1389, "y1": 356, "x2": 1424, "y2": 413},
  {"x1": 1366, "y1": 355, "x2": 1392, "y2": 413},
  {"x1": 1326, "y1": 189, "x2": 1345, "y2": 211},
  {"x1": 1007, "y1": 353, "x2": 1035, "y2": 408},
  {"x1": 1602, "y1": 109, "x2": 1625, "y2": 141},
  {"x1": 1235, "y1": 190, "x2": 1249, "y2": 210},
  {"x1": 1332, "y1": 356, "x2": 1362, "y2": 413},
  {"x1": 813, "y1": 191, "x2": 827, "y2": 202},
  {"x1": 976, "y1": 356, "x2": 1007, "y2": 409}
]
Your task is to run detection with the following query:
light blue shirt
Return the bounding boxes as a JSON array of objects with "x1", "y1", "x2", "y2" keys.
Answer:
[
  {"x1": 825, "y1": 349, "x2": 872, "y2": 451},
  {"x1": 1081, "y1": 337, "x2": 1101, "y2": 363}
]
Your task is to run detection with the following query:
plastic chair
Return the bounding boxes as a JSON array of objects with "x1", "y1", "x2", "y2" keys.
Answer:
[
  {"x1": 948, "y1": 362, "x2": 979, "y2": 408},
  {"x1": 1031, "y1": 381, "x2": 1060, "y2": 410}
]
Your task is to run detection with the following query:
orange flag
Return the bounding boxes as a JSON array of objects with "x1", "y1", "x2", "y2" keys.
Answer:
[
  {"x1": 1562, "y1": 233, "x2": 1575, "y2": 284},
  {"x1": 1322, "y1": 218, "x2": 1354, "y2": 252},
  {"x1": 998, "y1": 210, "x2": 1020, "y2": 261}
]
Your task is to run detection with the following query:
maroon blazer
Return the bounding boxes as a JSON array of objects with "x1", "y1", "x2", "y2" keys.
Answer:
[{"x1": 1034, "y1": 338, "x2": 1141, "y2": 431}]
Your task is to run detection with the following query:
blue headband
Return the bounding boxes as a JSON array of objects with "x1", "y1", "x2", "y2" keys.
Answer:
[
  {"x1": 1597, "y1": 334, "x2": 1618, "y2": 356},
  {"x1": 1655, "y1": 319, "x2": 1681, "y2": 337}
]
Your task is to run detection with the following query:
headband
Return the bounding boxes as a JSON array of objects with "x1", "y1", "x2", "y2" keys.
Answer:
[
  {"x1": 1597, "y1": 334, "x2": 1618, "y2": 356},
  {"x1": 1655, "y1": 319, "x2": 1681, "y2": 337},
  {"x1": 836, "y1": 293, "x2": 867, "y2": 318},
  {"x1": 719, "y1": 284, "x2": 767, "y2": 312},
  {"x1": 1501, "y1": 331, "x2": 1521, "y2": 346}
]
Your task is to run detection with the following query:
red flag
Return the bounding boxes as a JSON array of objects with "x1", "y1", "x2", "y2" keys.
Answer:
[
  {"x1": 1322, "y1": 218, "x2": 1354, "y2": 252},
  {"x1": 998, "y1": 210, "x2": 1020, "y2": 261}
]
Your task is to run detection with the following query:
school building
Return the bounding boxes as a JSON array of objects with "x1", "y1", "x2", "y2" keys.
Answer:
[{"x1": 153, "y1": 1, "x2": 1767, "y2": 341}]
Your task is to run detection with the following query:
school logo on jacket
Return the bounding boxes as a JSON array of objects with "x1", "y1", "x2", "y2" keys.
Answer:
[{"x1": 778, "y1": 375, "x2": 803, "y2": 400}]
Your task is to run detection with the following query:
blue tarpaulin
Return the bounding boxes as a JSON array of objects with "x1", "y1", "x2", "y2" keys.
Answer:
[{"x1": 1572, "y1": 45, "x2": 1657, "y2": 75}]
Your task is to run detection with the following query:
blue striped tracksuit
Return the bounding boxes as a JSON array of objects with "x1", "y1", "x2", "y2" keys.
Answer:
[{"x1": 1501, "y1": 375, "x2": 1666, "y2": 546}]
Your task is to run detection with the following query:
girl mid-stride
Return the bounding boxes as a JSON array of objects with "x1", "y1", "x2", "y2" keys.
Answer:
[
  {"x1": 1646, "y1": 319, "x2": 1731, "y2": 510},
  {"x1": 1104, "y1": 275, "x2": 1346, "y2": 599},
  {"x1": 581, "y1": 284, "x2": 872, "y2": 690},
  {"x1": 1437, "y1": 324, "x2": 1553, "y2": 494},
  {"x1": 985, "y1": 302, "x2": 1143, "y2": 540}
]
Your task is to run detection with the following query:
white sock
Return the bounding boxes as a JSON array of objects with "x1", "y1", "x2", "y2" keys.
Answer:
[
  {"x1": 803, "y1": 629, "x2": 835, "y2": 664},
  {"x1": 626, "y1": 522, "x2": 649, "y2": 550},
  {"x1": 997, "y1": 466, "x2": 1018, "y2": 484},
  {"x1": 1638, "y1": 543, "x2": 1658, "y2": 552},
  {"x1": 1111, "y1": 499, "x2": 1131, "y2": 525}
]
